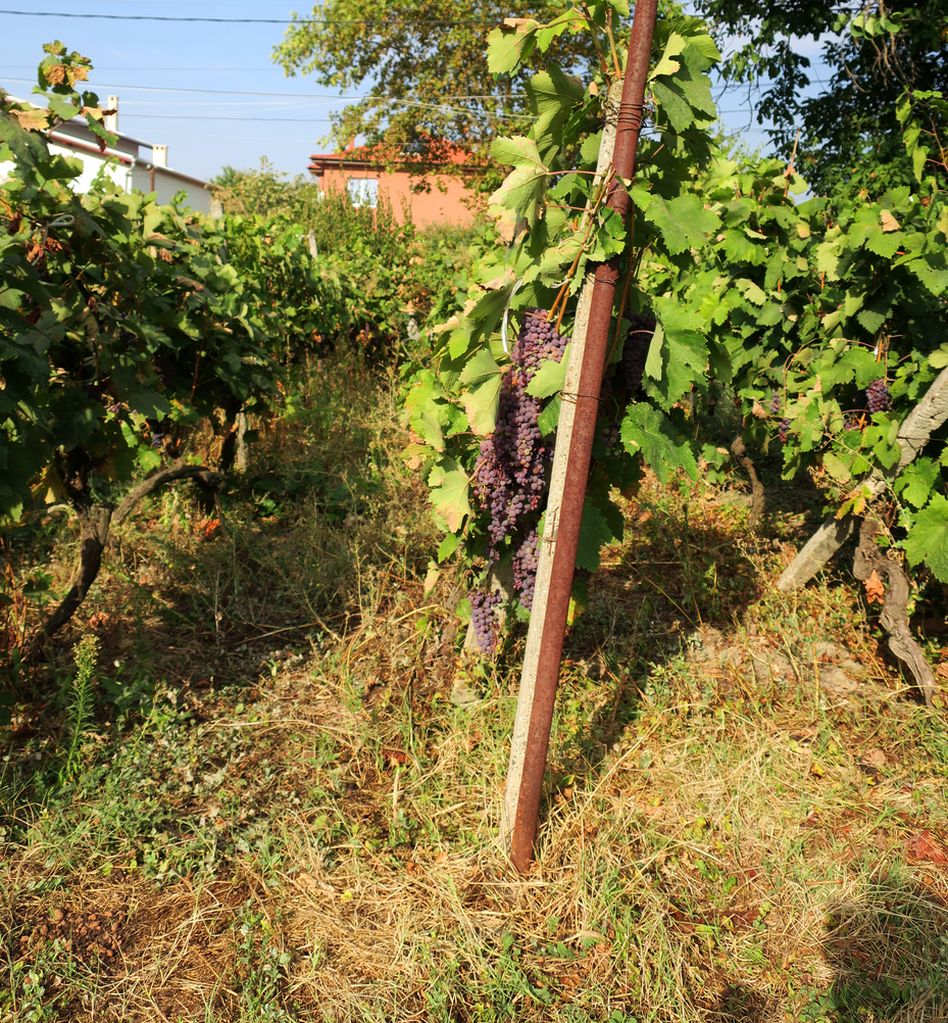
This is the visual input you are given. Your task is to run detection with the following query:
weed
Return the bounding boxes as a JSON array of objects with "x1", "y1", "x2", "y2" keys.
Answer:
[{"x1": 58, "y1": 635, "x2": 99, "y2": 786}]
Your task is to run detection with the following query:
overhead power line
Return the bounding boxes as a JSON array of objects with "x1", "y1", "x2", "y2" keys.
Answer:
[
  {"x1": 0, "y1": 75, "x2": 766, "y2": 117},
  {"x1": 0, "y1": 8, "x2": 491, "y2": 25},
  {"x1": 0, "y1": 75, "x2": 512, "y2": 102}
]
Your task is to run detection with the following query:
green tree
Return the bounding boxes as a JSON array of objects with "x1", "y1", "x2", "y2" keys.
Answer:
[
  {"x1": 272, "y1": 0, "x2": 602, "y2": 166},
  {"x1": 695, "y1": 1, "x2": 947, "y2": 194},
  {"x1": 211, "y1": 158, "x2": 324, "y2": 222}
]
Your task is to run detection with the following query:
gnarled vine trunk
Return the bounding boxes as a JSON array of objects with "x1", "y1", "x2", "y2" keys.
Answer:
[
  {"x1": 22, "y1": 461, "x2": 220, "y2": 663},
  {"x1": 778, "y1": 366, "x2": 948, "y2": 592}
]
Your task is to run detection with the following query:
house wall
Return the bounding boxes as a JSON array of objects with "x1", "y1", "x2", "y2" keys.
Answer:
[
  {"x1": 40, "y1": 146, "x2": 213, "y2": 215},
  {"x1": 47, "y1": 142, "x2": 131, "y2": 193},
  {"x1": 317, "y1": 166, "x2": 478, "y2": 228},
  {"x1": 129, "y1": 166, "x2": 213, "y2": 214}
]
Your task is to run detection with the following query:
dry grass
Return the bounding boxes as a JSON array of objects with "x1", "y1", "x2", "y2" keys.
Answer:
[{"x1": 2, "y1": 364, "x2": 946, "y2": 1022}]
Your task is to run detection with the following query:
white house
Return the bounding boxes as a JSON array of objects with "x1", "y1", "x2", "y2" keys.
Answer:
[{"x1": 15, "y1": 96, "x2": 216, "y2": 215}]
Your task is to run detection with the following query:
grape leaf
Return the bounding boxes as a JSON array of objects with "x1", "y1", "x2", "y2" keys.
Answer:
[
  {"x1": 904, "y1": 494, "x2": 948, "y2": 582},
  {"x1": 647, "y1": 297, "x2": 708, "y2": 406},
  {"x1": 491, "y1": 136, "x2": 544, "y2": 171},
  {"x1": 428, "y1": 460, "x2": 471, "y2": 533},
  {"x1": 822, "y1": 451, "x2": 852, "y2": 483},
  {"x1": 538, "y1": 393, "x2": 561, "y2": 435},
  {"x1": 641, "y1": 194, "x2": 719, "y2": 255},
  {"x1": 458, "y1": 347, "x2": 501, "y2": 386},
  {"x1": 526, "y1": 352, "x2": 568, "y2": 398},
  {"x1": 437, "y1": 533, "x2": 459, "y2": 563},
  {"x1": 486, "y1": 22, "x2": 538, "y2": 74},
  {"x1": 489, "y1": 165, "x2": 547, "y2": 225},
  {"x1": 576, "y1": 500, "x2": 616, "y2": 572},
  {"x1": 649, "y1": 33, "x2": 686, "y2": 80},
  {"x1": 620, "y1": 403, "x2": 698, "y2": 482},
  {"x1": 895, "y1": 458, "x2": 939, "y2": 509},
  {"x1": 461, "y1": 375, "x2": 501, "y2": 436}
]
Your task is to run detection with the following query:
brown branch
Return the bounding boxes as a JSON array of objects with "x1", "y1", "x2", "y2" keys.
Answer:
[
  {"x1": 852, "y1": 517, "x2": 935, "y2": 706},
  {"x1": 778, "y1": 365, "x2": 948, "y2": 592},
  {"x1": 730, "y1": 435, "x2": 765, "y2": 526},
  {"x1": 35, "y1": 504, "x2": 112, "y2": 647},
  {"x1": 112, "y1": 460, "x2": 220, "y2": 529},
  {"x1": 21, "y1": 460, "x2": 219, "y2": 664}
]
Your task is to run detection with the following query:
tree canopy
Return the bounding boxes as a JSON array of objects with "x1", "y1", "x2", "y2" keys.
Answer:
[
  {"x1": 696, "y1": 1, "x2": 948, "y2": 194},
  {"x1": 272, "y1": 1, "x2": 601, "y2": 166}
]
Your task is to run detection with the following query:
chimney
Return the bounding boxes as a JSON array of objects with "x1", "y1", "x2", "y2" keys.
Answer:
[
  {"x1": 104, "y1": 95, "x2": 119, "y2": 133},
  {"x1": 152, "y1": 144, "x2": 168, "y2": 168}
]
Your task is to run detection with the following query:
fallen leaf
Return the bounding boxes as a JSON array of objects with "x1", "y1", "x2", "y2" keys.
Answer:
[
  {"x1": 906, "y1": 831, "x2": 948, "y2": 866},
  {"x1": 196, "y1": 517, "x2": 220, "y2": 540},
  {"x1": 864, "y1": 569, "x2": 885, "y2": 605},
  {"x1": 859, "y1": 744, "x2": 891, "y2": 769},
  {"x1": 860, "y1": 748, "x2": 887, "y2": 771}
]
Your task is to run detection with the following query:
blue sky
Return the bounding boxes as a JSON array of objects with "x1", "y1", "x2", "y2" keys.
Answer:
[{"x1": 0, "y1": 3, "x2": 809, "y2": 183}]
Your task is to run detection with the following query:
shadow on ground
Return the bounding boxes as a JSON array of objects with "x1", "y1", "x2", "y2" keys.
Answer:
[
  {"x1": 817, "y1": 875, "x2": 948, "y2": 1022},
  {"x1": 707, "y1": 875, "x2": 948, "y2": 1023},
  {"x1": 551, "y1": 490, "x2": 766, "y2": 784}
]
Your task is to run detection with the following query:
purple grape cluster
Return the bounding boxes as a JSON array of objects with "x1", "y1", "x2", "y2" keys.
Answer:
[
  {"x1": 866, "y1": 378, "x2": 892, "y2": 413},
  {"x1": 510, "y1": 309, "x2": 568, "y2": 374},
  {"x1": 472, "y1": 310, "x2": 567, "y2": 560},
  {"x1": 621, "y1": 313, "x2": 655, "y2": 395},
  {"x1": 512, "y1": 529, "x2": 539, "y2": 610},
  {"x1": 472, "y1": 383, "x2": 546, "y2": 552},
  {"x1": 470, "y1": 588, "x2": 502, "y2": 654},
  {"x1": 769, "y1": 391, "x2": 781, "y2": 415},
  {"x1": 470, "y1": 310, "x2": 568, "y2": 614},
  {"x1": 778, "y1": 418, "x2": 791, "y2": 443}
]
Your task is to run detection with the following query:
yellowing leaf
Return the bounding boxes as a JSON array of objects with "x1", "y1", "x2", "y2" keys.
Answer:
[{"x1": 864, "y1": 569, "x2": 885, "y2": 605}]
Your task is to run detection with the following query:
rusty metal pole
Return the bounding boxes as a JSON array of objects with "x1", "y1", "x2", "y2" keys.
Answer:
[{"x1": 503, "y1": 0, "x2": 658, "y2": 873}]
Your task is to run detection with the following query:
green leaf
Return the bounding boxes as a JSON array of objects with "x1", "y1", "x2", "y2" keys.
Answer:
[
  {"x1": 491, "y1": 135, "x2": 544, "y2": 170},
  {"x1": 649, "y1": 33, "x2": 686, "y2": 80},
  {"x1": 538, "y1": 394, "x2": 561, "y2": 435},
  {"x1": 461, "y1": 374, "x2": 502, "y2": 435},
  {"x1": 489, "y1": 165, "x2": 547, "y2": 225},
  {"x1": 863, "y1": 227, "x2": 902, "y2": 258},
  {"x1": 822, "y1": 451, "x2": 851, "y2": 483},
  {"x1": 486, "y1": 22, "x2": 538, "y2": 75},
  {"x1": 527, "y1": 66, "x2": 584, "y2": 153},
  {"x1": 641, "y1": 194, "x2": 719, "y2": 255},
  {"x1": 405, "y1": 374, "x2": 445, "y2": 452},
  {"x1": 428, "y1": 460, "x2": 471, "y2": 533},
  {"x1": 647, "y1": 297, "x2": 708, "y2": 406},
  {"x1": 525, "y1": 351, "x2": 568, "y2": 398},
  {"x1": 576, "y1": 499, "x2": 619, "y2": 572},
  {"x1": 437, "y1": 533, "x2": 459, "y2": 563},
  {"x1": 580, "y1": 131, "x2": 602, "y2": 165},
  {"x1": 620, "y1": 403, "x2": 698, "y2": 482},
  {"x1": 458, "y1": 347, "x2": 501, "y2": 387},
  {"x1": 895, "y1": 458, "x2": 939, "y2": 509},
  {"x1": 856, "y1": 306, "x2": 888, "y2": 334},
  {"x1": 904, "y1": 494, "x2": 948, "y2": 582}
]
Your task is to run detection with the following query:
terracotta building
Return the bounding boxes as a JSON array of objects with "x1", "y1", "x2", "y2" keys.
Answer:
[{"x1": 307, "y1": 141, "x2": 482, "y2": 228}]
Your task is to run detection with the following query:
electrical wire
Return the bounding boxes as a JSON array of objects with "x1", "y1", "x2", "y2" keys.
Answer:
[{"x1": 0, "y1": 8, "x2": 492, "y2": 25}]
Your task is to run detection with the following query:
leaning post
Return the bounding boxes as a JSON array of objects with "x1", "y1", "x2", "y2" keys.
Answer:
[{"x1": 501, "y1": 0, "x2": 659, "y2": 873}]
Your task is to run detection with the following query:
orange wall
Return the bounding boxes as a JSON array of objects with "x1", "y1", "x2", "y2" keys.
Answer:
[{"x1": 317, "y1": 167, "x2": 478, "y2": 228}]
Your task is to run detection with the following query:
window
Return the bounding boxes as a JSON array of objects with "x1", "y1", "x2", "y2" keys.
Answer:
[{"x1": 347, "y1": 177, "x2": 379, "y2": 208}]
